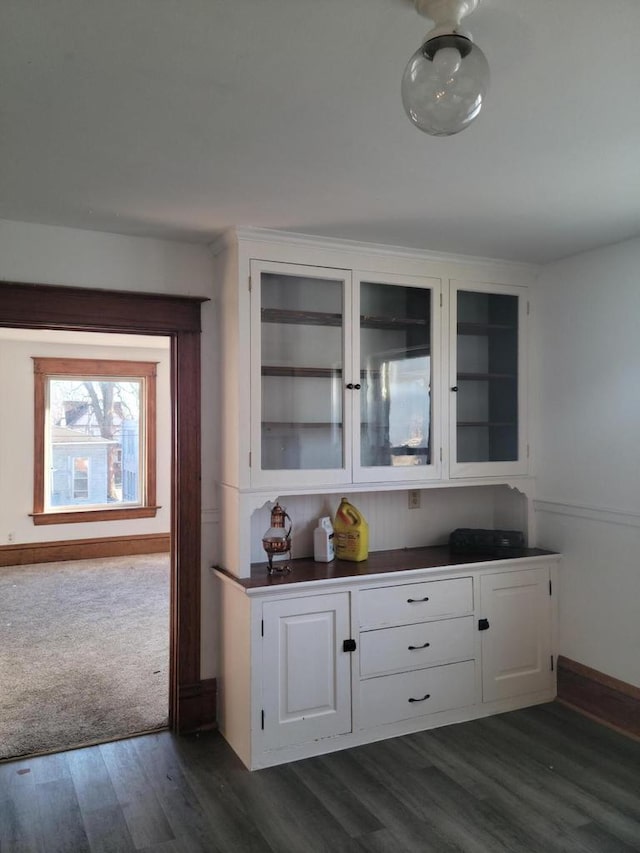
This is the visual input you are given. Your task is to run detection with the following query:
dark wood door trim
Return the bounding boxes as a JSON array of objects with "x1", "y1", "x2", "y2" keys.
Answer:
[{"x1": 0, "y1": 280, "x2": 207, "y2": 732}]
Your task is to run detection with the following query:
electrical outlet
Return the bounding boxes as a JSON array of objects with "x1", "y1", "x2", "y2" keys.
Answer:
[{"x1": 408, "y1": 490, "x2": 420, "y2": 510}]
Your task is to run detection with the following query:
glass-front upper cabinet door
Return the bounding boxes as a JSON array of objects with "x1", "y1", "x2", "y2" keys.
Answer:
[
  {"x1": 250, "y1": 260, "x2": 352, "y2": 488},
  {"x1": 353, "y1": 273, "x2": 441, "y2": 483},
  {"x1": 449, "y1": 281, "x2": 528, "y2": 478}
]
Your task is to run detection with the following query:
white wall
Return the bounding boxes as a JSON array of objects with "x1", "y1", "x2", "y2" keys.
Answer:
[
  {"x1": 0, "y1": 330, "x2": 171, "y2": 543},
  {"x1": 534, "y1": 236, "x2": 640, "y2": 687},
  {"x1": 0, "y1": 219, "x2": 219, "y2": 677}
]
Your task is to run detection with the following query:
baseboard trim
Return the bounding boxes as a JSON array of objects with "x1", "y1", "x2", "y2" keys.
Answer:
[
  {"x1": 0, "y1": 533, "x2": 170, "y2": 567},
  {"x1": 557, "y1": 655, "x2": 640, "y2": 739},
  {"x1": 177, "y1": 679, "x2": 217, "y2": 733}
]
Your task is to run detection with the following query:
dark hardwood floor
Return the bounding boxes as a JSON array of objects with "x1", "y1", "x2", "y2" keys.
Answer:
[{"x1": 1, "y1": 702, "x2": 639, "y2": 852}]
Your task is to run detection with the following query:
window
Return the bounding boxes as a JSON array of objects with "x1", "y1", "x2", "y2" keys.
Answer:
[
  {"x1": 72, "y1": 457, "x2": 89, "y2": 499},
  {"x1": 32, "y1": 358, "x2": 158, "y2": 524}
]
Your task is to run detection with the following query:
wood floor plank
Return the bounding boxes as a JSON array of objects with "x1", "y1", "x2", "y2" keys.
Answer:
[
  {"x1": 426, "y1": 718, "x2": 593, "y2": 840},
  {"x1": 288, "y1": 753, "x2": 385, "y2": 839},
  {"x1": 133, "y1": 731, "x2": 266, "y2": 853},
  {"x1": 35, "y1": 777, "x2": 92, "y2": 853},
  {"x1": 0, "y1": 758, "x2": 41, "y2": 853},
  {"x1": 228, "y1": 761, "x2": 358, "y2": 853},
  {"x1": 317, "y1": 748, "x2": 464, "y2": 852},
  {"x1": 67, "y1": 744, "x2": 137, "y2": 853},
  {"x1": 569, "y1": 821, "x2": 640, "y2": 853},
  {"x1": 350, "y1": 827, "x2": 422, "y2": 852},
  {"x1": 402, "y1": 761, "x2": 551, "y2": 853},
  {"x1": 410, "y1": 727, "x2": 587, "y2": 853},
  {"x1": 170, "y1": 734, "x2": 274, "y2": 852},
  {"x1": 488, "y1": 711, "x2": 640, "y2": 848},
  {"x1": 503, "y1": 705, "x2": 640, "y2": 796},
  {"x1": 99, "y1": 738, "x2": 175, "y2": 850},
  {"x1": 0, "y1": 795, "x2": 40, "y2": 853},
  {"x1": 29, "y1": 749, "x2": 71, "y2": 785},
  {"x1": 543, "y1": 702, "x2": 640, "y2": 762}
]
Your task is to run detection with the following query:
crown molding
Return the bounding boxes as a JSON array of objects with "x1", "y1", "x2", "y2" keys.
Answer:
[{"x1": 211, "y1": 226, "x2": 539, "y2": 276}]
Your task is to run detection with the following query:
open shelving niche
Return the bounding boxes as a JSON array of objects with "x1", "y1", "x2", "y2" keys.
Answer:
[{"x1": 218, "y1": 478, "x2": 536, "y2": 579}]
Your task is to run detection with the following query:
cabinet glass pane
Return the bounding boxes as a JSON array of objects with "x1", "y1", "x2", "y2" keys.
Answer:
[
  {"x1": 456, "y1": 290, "x2": 518, "y2": 463},
  {"x1": 261, "y1": 272, "x2": 344, "y2": 470},
  {"x1": 360, "y1": 282, "x2": 432, "y2": 468}
]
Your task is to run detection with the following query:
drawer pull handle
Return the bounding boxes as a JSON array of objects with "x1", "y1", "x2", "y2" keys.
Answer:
[
  {"x1": 408, "y1": 642, "x2": 431, "y2": 650},
  {"x1": 407, "y1": 596, "x2": 429, "y2": 603},
  {"x1": 408, "y1": 693, "x2": 431, "y2": 703}
]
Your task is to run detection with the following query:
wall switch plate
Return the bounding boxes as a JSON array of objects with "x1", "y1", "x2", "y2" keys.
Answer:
[{"x1": 408, "y1": 490, "x2": 420, "y2": 510}]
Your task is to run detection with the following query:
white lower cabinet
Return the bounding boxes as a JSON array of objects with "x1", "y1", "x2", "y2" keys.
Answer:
[
  {"x1": 479, "y1": 567, "x2": 553, "y2": 703},
  {"x1": 261, "y1": 592, "x2": 352, "y2": 750},
  {"x1": 215, "y1": 554, "x2": 558, "y2": 770}
]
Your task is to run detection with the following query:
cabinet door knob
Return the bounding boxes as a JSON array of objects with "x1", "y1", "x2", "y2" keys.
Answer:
[
  {"x1": 354, "y1": 383, "x2": 361, "y2": 390},
  {"x1": 343, "y1": 638, "x2": 357, "y2": 652},
  {"x1": 407, "y1": 596, "x2": 429, "y2": 603},
  {"x1": 408, "y1": 642, "x2": 431, "y2": 650},
  {"x1": 478, "y1": 618, "x2": 490, "y2": 631},
  {"x1": 408, "y1": 693, "x2": 431, "y2": 703},
  {"x1": 346, "y1": 382, "x2": 354, "y2": 390},
  {"x1": 451, "y1": 386, "x2": 458, "y2": 392}
]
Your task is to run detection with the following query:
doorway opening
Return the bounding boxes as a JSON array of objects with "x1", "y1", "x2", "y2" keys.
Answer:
[
  {"x1": 0, "y1": 281, "x2": 206, "y2": 753},
  {"x1": 0, "y1": 327, "x2": 173, "y2": 759}
]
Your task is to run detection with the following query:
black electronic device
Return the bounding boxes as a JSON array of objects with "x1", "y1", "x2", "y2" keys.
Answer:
[{"x1": 449, "y1": 528, "x2": 525, "y2": 555}]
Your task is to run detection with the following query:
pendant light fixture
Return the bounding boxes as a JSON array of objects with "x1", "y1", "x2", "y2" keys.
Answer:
[{"x1": 401, "y1": 0, "x2": 489, "y2": 136}]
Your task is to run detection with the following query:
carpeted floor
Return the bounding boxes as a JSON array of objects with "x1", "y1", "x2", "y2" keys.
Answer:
[{"x1": 0, "y1": 553, "x2": 170, "y2": 761}]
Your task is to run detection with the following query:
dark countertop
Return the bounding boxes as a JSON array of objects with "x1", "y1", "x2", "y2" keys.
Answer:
[{"x1": 215, "y1": 545, "x2": 558, "y2": 590}]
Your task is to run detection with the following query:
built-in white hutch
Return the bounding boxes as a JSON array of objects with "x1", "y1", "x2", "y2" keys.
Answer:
[{"x1": 213, "y1": 228, "x2": 558, "y2": 770}]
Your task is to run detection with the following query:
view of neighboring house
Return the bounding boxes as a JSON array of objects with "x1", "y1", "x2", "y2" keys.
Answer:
[
  {"x1": 51, "y1": 426, "x2": 116, "y2": 507},
  {"x1": 50, "y1": 396, "x2": 140, "y2": 508}
]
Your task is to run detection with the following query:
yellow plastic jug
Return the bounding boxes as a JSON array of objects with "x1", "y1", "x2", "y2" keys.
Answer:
[{"x1": 334, "y1": 497, "x2": 369, "y2": 562}]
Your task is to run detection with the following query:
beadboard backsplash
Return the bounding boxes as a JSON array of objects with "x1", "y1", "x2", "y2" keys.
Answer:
[{"x1": 250, "y1": 485, "x2": 528, "y2": 564}]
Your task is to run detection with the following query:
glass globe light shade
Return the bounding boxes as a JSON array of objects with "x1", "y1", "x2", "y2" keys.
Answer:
[{"x1": 401, "y1": 33, "x2": 489, "y2": 136}]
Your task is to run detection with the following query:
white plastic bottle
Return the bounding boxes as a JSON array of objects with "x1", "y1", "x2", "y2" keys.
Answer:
[{"x1": 313, "y1": 517, "x2": 335, "y2": 562}]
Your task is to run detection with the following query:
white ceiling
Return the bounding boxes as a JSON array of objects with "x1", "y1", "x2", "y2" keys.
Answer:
[{"x1": 1, "y1": 0, "x2": 639, "y2": 264}]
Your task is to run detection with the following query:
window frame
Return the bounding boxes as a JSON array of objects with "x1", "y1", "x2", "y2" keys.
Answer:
[{"x1": 32, "y1": 357, "x2": 158, "y2": 524}]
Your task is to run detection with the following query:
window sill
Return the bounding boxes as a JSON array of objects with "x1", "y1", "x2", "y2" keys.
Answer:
[{"x1": 31, "y1": 506, "x2": 161, "y2": 525}]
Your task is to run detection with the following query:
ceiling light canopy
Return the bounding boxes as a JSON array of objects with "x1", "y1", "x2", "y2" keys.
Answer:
[{"x1": 401, "y1": 0, "x2": 489, "y2": 137}]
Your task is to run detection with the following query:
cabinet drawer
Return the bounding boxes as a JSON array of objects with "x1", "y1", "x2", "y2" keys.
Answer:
[
  {"x1": 360, "y1": 616, "x2": 474, "y2": 678},
  {"x1": 359, "y1": 577, "x2": 473, "y2": 629},
  {"x1": 359, "y1": 660, "x2": 476, "y2": 729}
]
